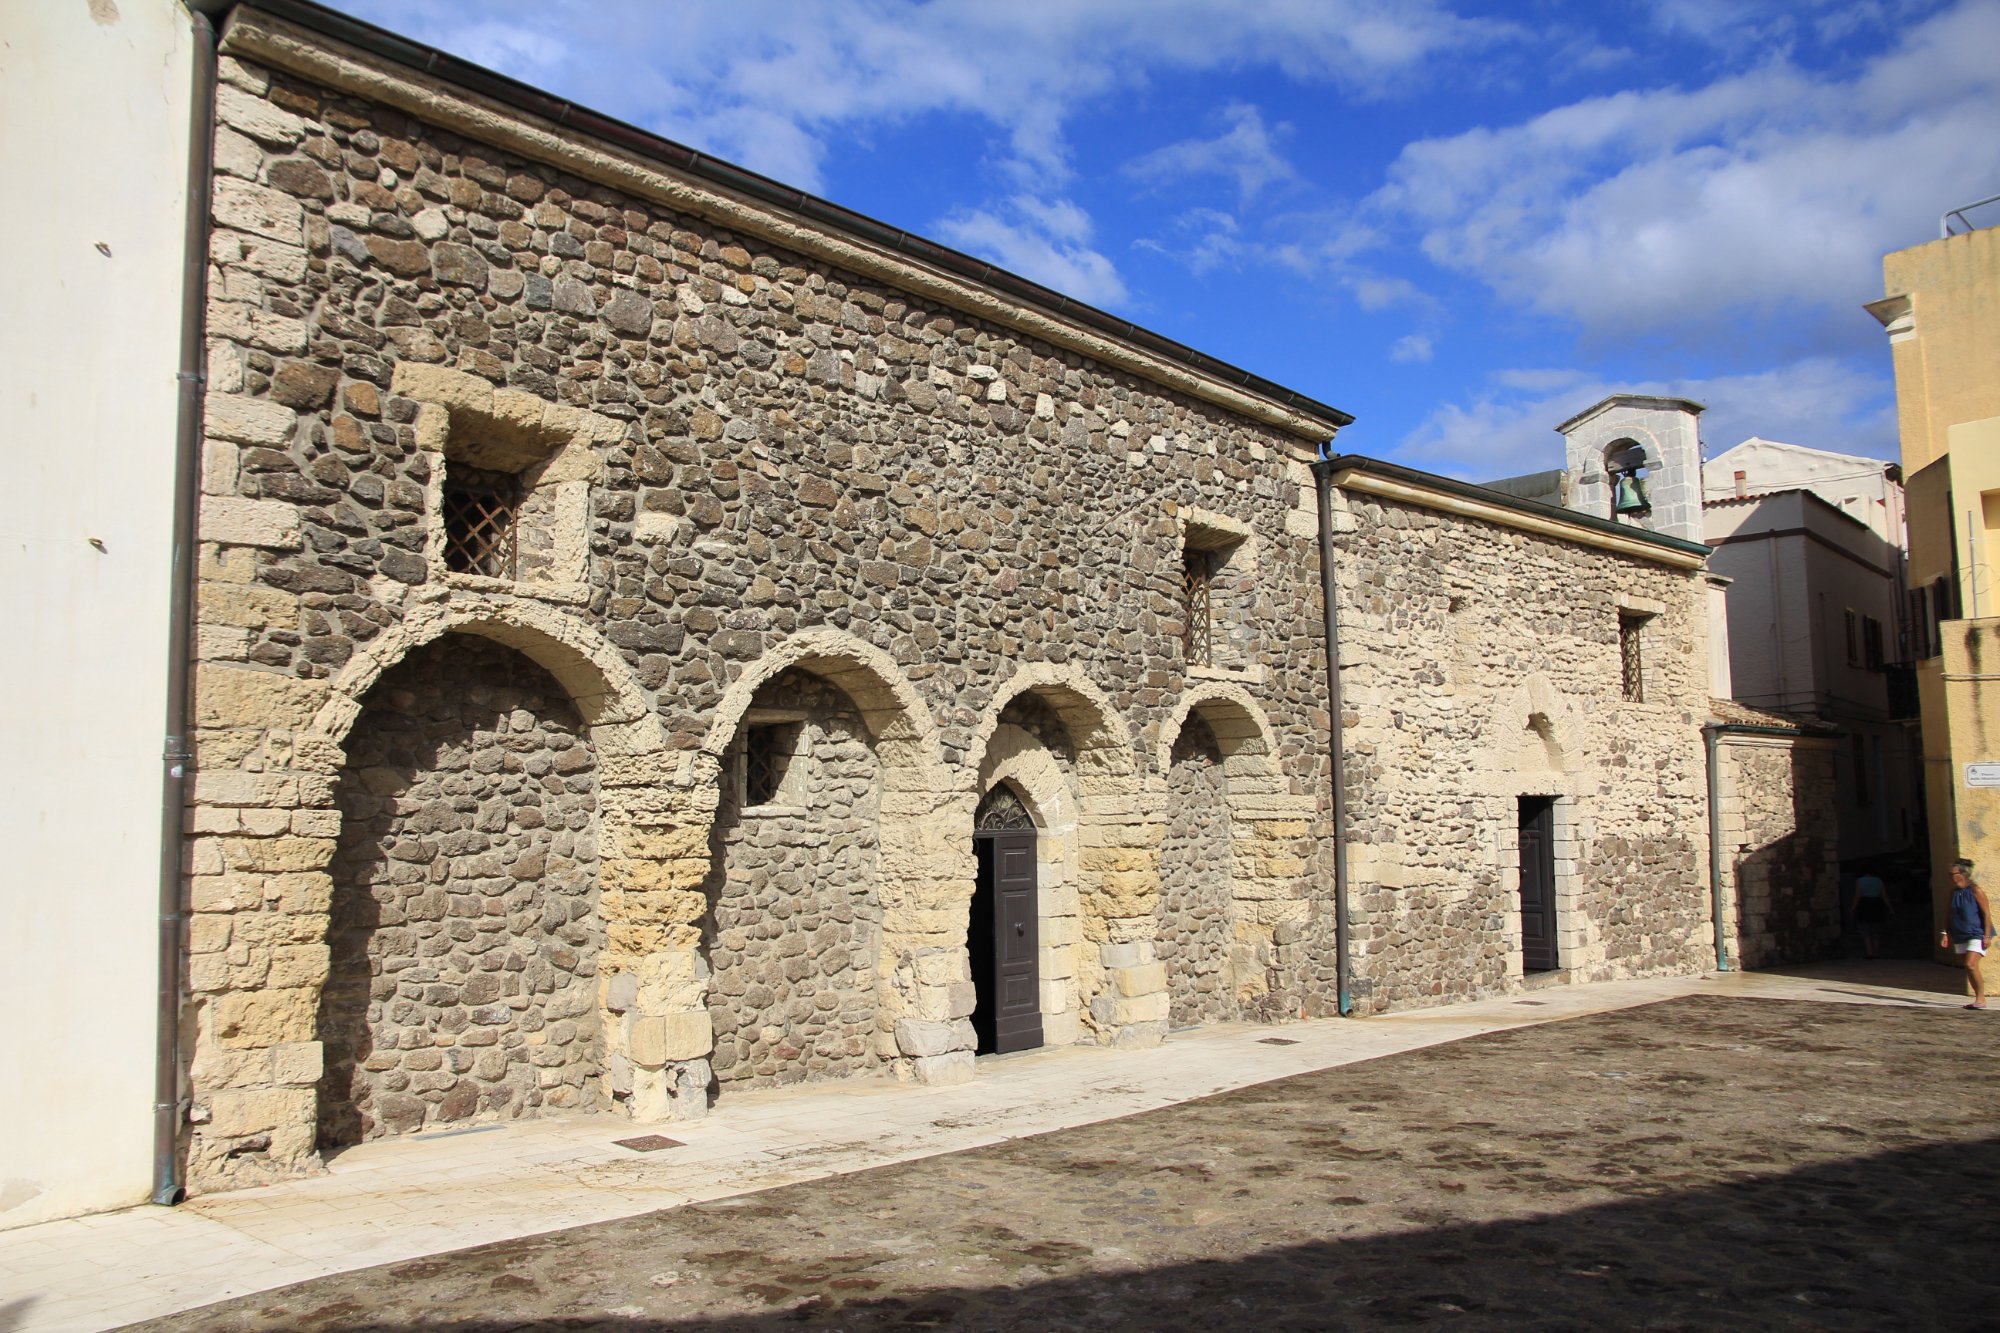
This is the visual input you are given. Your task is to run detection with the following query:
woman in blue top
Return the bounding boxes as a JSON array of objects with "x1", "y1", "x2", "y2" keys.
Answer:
[{"x1": 1941, "y1": 858, "x2": 1996, "y2": 1010}]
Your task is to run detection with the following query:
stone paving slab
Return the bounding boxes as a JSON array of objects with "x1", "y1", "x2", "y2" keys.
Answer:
[{"x1": 0, "y1": 960, "x2": 1973, "y2": 1333}]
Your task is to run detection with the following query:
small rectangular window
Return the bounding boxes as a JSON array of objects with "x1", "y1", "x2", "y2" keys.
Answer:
[
  {"x1": 1619, "y1": 612, "x2": 1646, "y2": 703},
  {"x1": 743, "y1": 723, "x2": 798, "y2": 808},
  {"x1": 1182, "y1": 545, "x2": 1215, "y2": 666},
  {"x1": 1844, "y1": 609, "x2": 1859, "y2": 667},
  {"x1": 1863, "y1": 616, "x2": 1884, "y2": 670},
  {"x1": 442, "y1": 463, "x2": 521, "y2": 578}
]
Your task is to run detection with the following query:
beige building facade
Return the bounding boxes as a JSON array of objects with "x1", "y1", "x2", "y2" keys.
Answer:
[{"x1": 1871, "y1": 222, "x2": 2000, "y2": 935}]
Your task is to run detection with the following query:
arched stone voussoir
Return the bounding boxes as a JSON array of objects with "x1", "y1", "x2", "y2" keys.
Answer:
[
  {"x1": 979, "y1": 725, "x2": 1076, "y2": 831},
  {"x1": 305, "y1": 594, "x2": 669, "y2": 761},
  {"x1": 691, "y1": 628, "x2": 947, "y2": 784},
  {"x1": 967, "y1": 662, "x2": 1139, "y2": 781},
  {"x1": 1156, "y1": 681, "x2": 1281, "y2": 777}
]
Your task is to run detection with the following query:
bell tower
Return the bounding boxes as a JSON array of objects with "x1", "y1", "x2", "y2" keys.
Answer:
[{"x1": 1555, "y1": 395, "x2": 1705, "y2": 543}]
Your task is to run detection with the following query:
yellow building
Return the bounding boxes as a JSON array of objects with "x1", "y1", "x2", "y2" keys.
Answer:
[{"x1": 1868, "y1": 220, "x2": 2000, "y2": 940}]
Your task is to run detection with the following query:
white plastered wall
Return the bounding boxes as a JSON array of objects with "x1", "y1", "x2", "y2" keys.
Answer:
[{"x1": 0, "y1": 0, "x2": 197, "y2": 1227}]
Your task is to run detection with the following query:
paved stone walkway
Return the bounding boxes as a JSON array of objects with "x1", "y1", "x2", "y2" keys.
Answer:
[{"x1": 0, "y1": 960, "x2": 1976, "y2": 1332}]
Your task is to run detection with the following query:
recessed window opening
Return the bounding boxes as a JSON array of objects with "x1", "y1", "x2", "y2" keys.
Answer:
[
  {"x1": 1845, "y1": 609, "x2": 1860, "y2": 667},
  {"x1": 1619, "y1": 612, "x2": 1647, "y2": 702},
  {"x1": 743, "y1": 722, "x2": 800, "y2": 808},
  {"x1": 1863, "y1": 616, "x2": 1885, "y2": 670},
  {"x1": 1183, "y1": 545, "x2": 1216, "y2": 666},
  {"x1": 1179, "y1": 514, "x2": 1251, "y2": 671},
  {"x1": 442, "y1": 463, "x2": 522, "y2": 579}
]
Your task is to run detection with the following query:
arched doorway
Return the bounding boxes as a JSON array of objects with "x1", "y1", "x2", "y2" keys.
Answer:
[{"x1": 971, "y1": 782, "x2": 1042, "y2": 1055}]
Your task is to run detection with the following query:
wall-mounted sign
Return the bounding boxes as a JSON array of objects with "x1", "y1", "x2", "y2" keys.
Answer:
[{"x1": 1967, "y1": 763, "x2": 2000, "y2": 788}]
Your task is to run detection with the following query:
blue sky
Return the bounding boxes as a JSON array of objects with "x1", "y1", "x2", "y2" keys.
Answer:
[{"x1": 316, "y1": 0, "x2": 2000, "y2": 478}]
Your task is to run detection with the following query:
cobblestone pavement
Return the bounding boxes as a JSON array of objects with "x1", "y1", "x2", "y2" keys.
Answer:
[{"x1": 123, "y1": 994, "x2": 2000, "y2": 1330}]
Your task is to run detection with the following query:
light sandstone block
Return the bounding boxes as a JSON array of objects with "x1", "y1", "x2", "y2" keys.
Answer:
[
  {"x1": 192, "y1": 769, "x2": 299, "y2": 808},
  {"x1": 215, "y1": 83, "x2": 303, "y2": 147},
  {"x1": 1099, "y1": 942, "x2": 1152, "y2": 970},
  {"x1": 197, "y1": 624, "x2": 253, "y2": 661},
  {"x1": 1043, "y1": 1011, "x2": 1084, "y2": 1046},
  {"x1": 1112, "y1": 962, "x2": 1167, "y2": 997},
  {"x1": 204, "y1": 1086, "x2": 301, "y2": 1137},
  {"x1": 213, "y1": 176, "x2": 305, "y2": 246},
  {"x1": 194, "y1": 664, "x2": 325, "y2": 730},
  {"x1": 209, "y1": 302, "x2": 307, "y2": 354},
  {"x1": 214, "y1": 987, "x2": 318, "y2": 1047},
  {"x1": 909, "y1": 1051, "x2": 975, "y2": 1085},
  {"x1": 1090, "y1": 991, "x2": 1169, "y2": 1026},
  {"x1": 199, "y1": 582, "x2": 298, "y2": 630},
  {"x1": 206, "y1": 392, "x2": 297, "y2": 446},
  {"x1": 269, "y1": 1041, "x2": 324, "y2": 1087},
  {"x1": 627, "y1": 1012, "x2": 712, "y2": 1067},
  {"x1": 266, "y1": 944, "x2": 329, "y2": 989},
  {"x1": 200, "y1": 496, "x2": 301, "y2": 550},
  {"x1": 894, "y1": 1018, "x2": 971, "y2": 1058}
]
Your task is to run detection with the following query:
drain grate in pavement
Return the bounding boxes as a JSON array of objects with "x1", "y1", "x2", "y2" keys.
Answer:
[
  {"x1": 1515, "y1": 1000, "x2": 1548, "y2": 1006},
  {"x1": 614, "y1": 1135, "x2": 684, "y2": 1152},
  {"x1": 1258, "y1": 1037, "x2": 1301, "y2": 1046}
]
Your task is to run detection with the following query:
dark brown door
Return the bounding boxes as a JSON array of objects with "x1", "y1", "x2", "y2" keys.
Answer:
[
  {"x1": 972, "y1": 829, "x2": 1042, "y2": 1054},
  {"x1": 1518, "y1": 796, "x2": 1559, "y2": 973}
]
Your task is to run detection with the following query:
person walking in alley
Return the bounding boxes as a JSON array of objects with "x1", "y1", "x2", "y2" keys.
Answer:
[{"x1": 1942, "y1": 859, "x2": 1994, "y2": 1009}]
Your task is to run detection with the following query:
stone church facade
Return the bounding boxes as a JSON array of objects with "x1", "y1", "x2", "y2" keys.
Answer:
[{"x1": 180, "y1": 5, "x2": 1720, "y2": 1197}]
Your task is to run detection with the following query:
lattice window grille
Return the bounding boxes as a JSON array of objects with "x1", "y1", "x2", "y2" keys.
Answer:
[
  {"x1": 975, "y1": 782, "x2": 1036, "y2": 832},
  {"x1": 1619, "y1": 613, "x2": 1645, "y2": 703},
  {"x1": 1183, "y1": 546, "x2": 1215, "y2": 666},
  {"x1": 743, "y1": 724, "x2": 796, "y2": 808},
  {"x1": 443, "y1": 472, "x2": 520, "y2": 579}
]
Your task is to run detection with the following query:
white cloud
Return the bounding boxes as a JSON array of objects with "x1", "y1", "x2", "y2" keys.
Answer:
[
  {"x1": 1370, "y1": 0, "x2": 2000, "y2": 348},
  {"x1": 935, "y1": 198, "x2": 1130, "y2": 307},
  {"x1": 333, "y1": 0, "x2": 1508, "y2": 192},
  {"x1": 1390, "y1": 334, "x2": 1435, "y2": 363},
  {"x1": 1124, "y1": 104, "x2": 1297, "y2": 206},
  {"x1": 1394, "y1": 356, "x2": 1897, "y2": 479}
]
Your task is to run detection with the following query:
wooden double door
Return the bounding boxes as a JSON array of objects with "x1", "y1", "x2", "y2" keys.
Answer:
[{"x1": 970, "y1": 786, "x2": 1042, "y2": 1054}]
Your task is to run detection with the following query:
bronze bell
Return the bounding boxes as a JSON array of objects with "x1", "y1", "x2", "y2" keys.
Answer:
[{"x1": 1612, "y1": 472, "x2": 1649, "y2": 515}]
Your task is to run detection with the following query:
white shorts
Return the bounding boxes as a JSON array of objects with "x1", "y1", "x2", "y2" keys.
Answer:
[{"x1": 1956, "y1": 939, "x2": 1987, "y2": 956}]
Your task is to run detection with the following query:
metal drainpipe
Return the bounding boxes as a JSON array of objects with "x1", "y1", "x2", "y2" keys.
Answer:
[
  {"x1": 1311, "y1": 458, "x2": 1353, "y2": 1015},
  {"x1": 155, "y1": 7, "x2": 218, "y2": 1208}
]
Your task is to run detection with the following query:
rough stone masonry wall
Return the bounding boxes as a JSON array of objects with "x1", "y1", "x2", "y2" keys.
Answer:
[
  {"x1": 708, "y1": 671, "x2": 884, "y2": 1087},
  {"x1": 182, "y1": 45, "x2": 1330, "y2": 1194},
  {"x1": 321, "y1": 634, "x2": 602, "y2": 1145},
  {"x1": 1329, "y1": 492, "x2": 1712, "y2": 1012},
  {"x1": 1156, "y1": 716, "x2": 1237, "y2": 1027},
  {"x1": 1718, "y1": 737, "x2": 1840, "y2": 969}
]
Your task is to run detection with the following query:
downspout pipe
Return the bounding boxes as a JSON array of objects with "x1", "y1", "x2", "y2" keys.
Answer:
[
  {"x1": 1701, "y1": 719, "x2": 1814, "y2": 976},
  {"x1": 1311, "y1": 458, "x2": 1353, "y2": 1016},
  {"x1": 155, "y1": 6, "x2": 219, "y2": 1208}
]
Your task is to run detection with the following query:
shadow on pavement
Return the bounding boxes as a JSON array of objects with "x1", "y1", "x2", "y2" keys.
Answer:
[{"x1": 147, "y1": 1132, "x2": 2000, "y2": 1331}]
